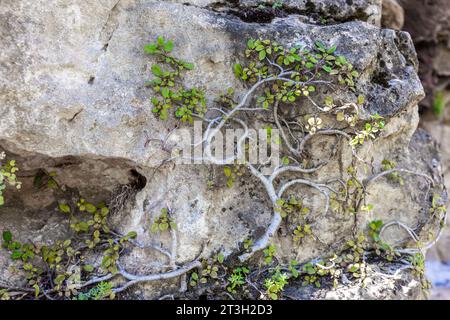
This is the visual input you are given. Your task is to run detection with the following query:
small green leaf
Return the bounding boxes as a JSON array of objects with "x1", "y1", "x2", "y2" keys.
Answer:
[
  {"x1": 101, "y1": 207, "x2": 109, "y2": 216},
  {"x1": 144, "y1": 44, "x2": 158, "y2": 54},
  {"x1": 233, "y1": 63, "x2": 242, "y2": 78},
  {"x1": 54, "y1": 274, "x2": 66, "y2": 284},
  {"x1": 2, "y1": 230, "x2": 12, "y2": 242},
  {"x1": 150, "y1": 223, "x2": 159, "y2": 233},
  {"x1": 259, "y1": 50, "x2": 266, "y2": 61},
  {"x1": 85, "y1": 203, "x2": 97, "y2": 213},
  {"x1": 33, "y1": 284, "x2": 40, "y2": 298},
  {"x1": 161, "y1": 87, "x2": 170, "y2": 99},
  {"x1": 102, "y1": 256, "x2": 112, "y2": 268},
  {"x1": 151, "y1": 64, "x2": 163, "y2": 77},
  {"x1": 322, "y1": 65, "x2": 332, "y2": 73},
  {"x1": 163, "y1": 40, "x2": 174, "y2": 52},
  {"x1": 223, "y1": 166, "x2": 232, "y2": 177},
  {"x1": 83, "y1": 265, "x2": 94, "y2": 272},
  {"x1": 327, "y1": 46, "x2": 337, "y2": 54},
  {"x1": 127, "y1": 231, "x2": 138, "y2": 239},
  {"x1": 255, "y1": 45, "x2": 264, "y2": 51},
  {"x1": 184, "y1": 62, "x2": 195, "y2": 70},
  {"x1": 47, "y1": 179, "x2": 57, "y2": 189},
  {"x1": 159, "y1": 222, "x2": 169, "y2": 231},
  {"x1": 58, "y1": 203, "x2": 71, "y2": 214},
  {"x1": 11, "y1": 251, "x2": 22, "y2": 260},
  {"x1": 151, "y1": 97, "x2": 159, "y2": 106},
  {"x1": 357, "y1": 95, "x2": 365, "y2": 105},
  {"x1": 315, "y1": 41, "x2": 325, "y2": 51}
]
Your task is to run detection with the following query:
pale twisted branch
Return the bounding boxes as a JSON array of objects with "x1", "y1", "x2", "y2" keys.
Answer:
[
  {"x1": 299, "y1": 129, "x2": 351, "y2": 153},
  {"x1": 379, "y1": 220, "x2": 420, "y2": 244},
  {"x1": 363, "y1": 169, "x2": 434, "y2": 187},
  {"x1": 79, "y1": 223, "x2": 191, "y2": 294},
  {"x1": 278, "y1": 179, "x2": 330, "y2": 219},
  {"x1": 193, "y1": 59, "x2": 379, "y2": 263},
  {"x1": 112, "y1": 260, "x2": 201, "y2": 293}
]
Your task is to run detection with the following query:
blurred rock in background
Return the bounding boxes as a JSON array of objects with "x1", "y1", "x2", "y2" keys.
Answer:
[{"x1": 383, "y1": 0, "x2": 450, "y2": 300}]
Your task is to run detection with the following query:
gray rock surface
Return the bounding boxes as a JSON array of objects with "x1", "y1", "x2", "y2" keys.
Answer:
[
  {"x1": 390, "y1": 0, "x2": 450, "y2": 298},
  {"x1": 0, "y1": 0, "x2": 445, "y2": 299}
]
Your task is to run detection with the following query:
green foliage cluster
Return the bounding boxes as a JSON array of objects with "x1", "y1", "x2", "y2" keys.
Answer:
[
  {"x1": 368, "y1": 219, "x2": 383, "y2": 243},
  {"x1": 342, "y1": 235, "x2": 369, "y2": 278},
  {"x1": 185, "y1": 213, "x2": 433, "y2": 300},
  {"x1": 150, "y1": 207, "x2": 177, "y2": 233},
  {"x1": 430, "y1": 193, "x2": 447, "y2": 227},
  {"x1": 256, "y1": 1, "x2": 285, "y2": 9},
  {"x1": 349, "y1": 114, "x2": 385, "y2": 147},
  {"x1": 0, "y1": 288, "x2": 10, "y2": 300},
  {"x1": 223, "y1": 164, "x2": 245, "y2": 188},
  {"x1": 264, "y1": 269, "x2": 288, "y2": 300},
  {"x1": 1, "y1": 196, "x2": 137, "y2": 299},
  {"x1": 340, "y1": 165, "x2": 365, "y2": 215},
  {"x1": 408, "y1": 253, "x2": 431, "y2": 289},
  {"x1": 227, "y1": 267, "x2": 250, "y2": 294},
  {"x1": 243, "y1": 238, "x2": 253, "y2": 252},
  {"x1": 145, "y1": 35, "x2": 385, "y2": 151},
  {"x1": 292, "y1": 224, "x2": 312, "y2": 242},
  {"x1": 234, "y1": 38, "x2": 358, "y2": 103},
  {"x1": 295, "y1": 236, "x2": 366, "y2": 289},
  {"x1": 144, "y1": 36, "x2": 205, "y2": 123},
  {"x1": 275, "y1": 195, "x2": 309, "y2": 219},
  {"x1": 272, "y1": 1, "x2": 284, "y2": 9},
  {"x1": 367, "y1": 219, "x2": 400, "y2": 262},
  {"x1": 187, "y1": 256, "x2": 254, "y2": 298},
  {"x1": 302, "y1": 261, "x2": 334, "y2": 288},
  {"x1": 189, "y1": 253, "x2": 230, "y2": 291},
  {"x1": 297, "y1": 236, "x2": 369, "y2": 289},
  {"x1": 190, "y1": 253, "x2": 222, "y2": 287},
  {"x1": 263, "y1": 244, "x2": 276, "y2": 265},
  {"x1": 274, "y1": 195, "x2": 316, "y2": 245},
  {"x1": 75, "y1": 282, "x2": 114, "y2": 300},
  {"x1": 381, "y1": 159, "x2": 404, "y2": 185},
  {"x1": 0, "y1": 152, "x2": 21, "y2": 206}
]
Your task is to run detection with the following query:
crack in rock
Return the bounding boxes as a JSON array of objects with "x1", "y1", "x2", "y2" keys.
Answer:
[{"x1": 100, "y1": 0, "x2": 122, "y2": 51}]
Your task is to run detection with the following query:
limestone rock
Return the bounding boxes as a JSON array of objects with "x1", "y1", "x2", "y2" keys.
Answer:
[
  {"x1": 0, "y1": 0, "x2": 444, "y2": 299},
  {"x1": 398, "y1": 0, "x2": 450, "y2": 108}
]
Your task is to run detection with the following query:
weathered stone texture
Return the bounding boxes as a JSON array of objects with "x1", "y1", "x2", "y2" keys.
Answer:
[{"x1": 0, "y1": 0, "x2": 445, "y2": 299}]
